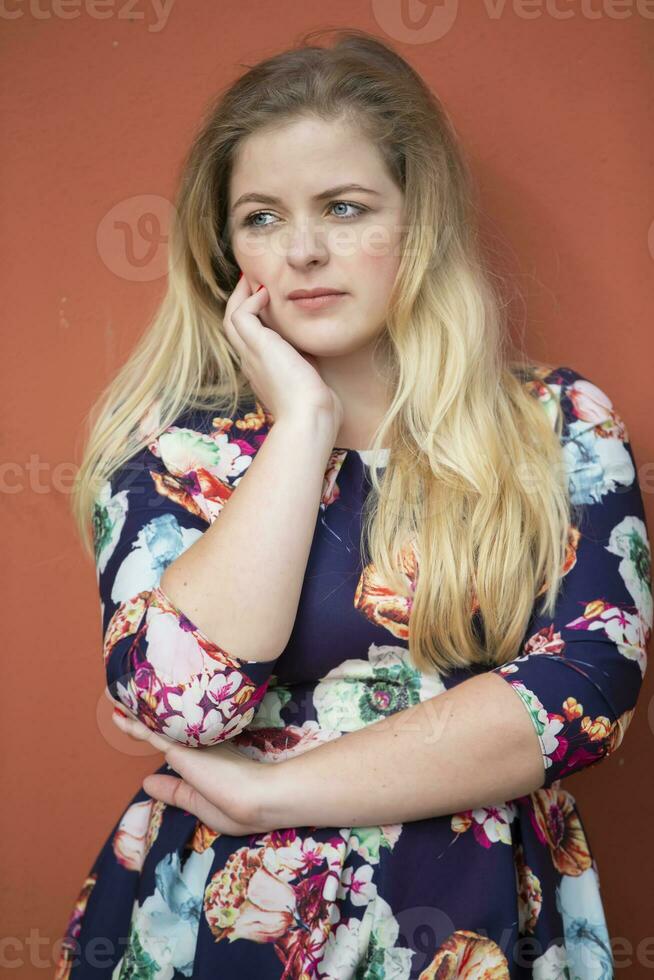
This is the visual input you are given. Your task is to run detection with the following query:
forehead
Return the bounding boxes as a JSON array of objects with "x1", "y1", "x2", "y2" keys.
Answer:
[{"x1": 229, "y1": 117, "x2": 392, "y2": 199}]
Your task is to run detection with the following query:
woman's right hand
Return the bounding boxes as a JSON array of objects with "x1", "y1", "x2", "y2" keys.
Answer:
[{"x1": 222, "y1": 274, "x2": 344, "y2": 431}]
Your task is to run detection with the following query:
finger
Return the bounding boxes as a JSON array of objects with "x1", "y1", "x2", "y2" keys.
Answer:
[
  {"x1": 105, "y1": 688, "x2": 138, "y2": 720},
  {"x1": 142, "y1": 774, "x2": 243, "y2": 834},
  {"x1": 142, "y1": 773, "x2": 200, "y2": 812},
  {"x1": 222, "y1": 274, "x2": 256, "y2": 351},
  {"x1": 111, "y1": 710, "x2": 175, "y2": 754},
  {"x1": 231, "y1": 284, "x2": 269, "y2": 337},
  {"x1": 225, "y1": 284, "x2": 269, "y2": 355}
]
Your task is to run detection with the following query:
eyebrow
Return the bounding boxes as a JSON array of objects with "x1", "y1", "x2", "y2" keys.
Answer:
[{"x1": 230, "y1": 183, "x2": 382, "y2": 212}]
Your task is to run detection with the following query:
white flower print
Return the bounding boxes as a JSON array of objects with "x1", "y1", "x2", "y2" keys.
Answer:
[
  {"x1": 532, "y1": 941, "x2": 571, "y2": 979},
  {"x1": 556, "y1": 866, "x2": 613, "y2": 980},
  {"x1": 111, "y1": 848, "x2": 215, "y2": 979},
  {"x1": 563, "y1": 420, "x2": 634, "y2": 507},
  {"x1": 111, "y1": 512, "x2": 202, "y2": 605},
  {"x1": 607, "y1": 515, "x2": 652, "y2": 635},
  {"x1": 336, "y1": 864, "x2": 378, "y2": 906}
]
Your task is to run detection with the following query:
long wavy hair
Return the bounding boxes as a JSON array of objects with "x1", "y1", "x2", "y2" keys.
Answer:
[{"x1": 71, "y1": 27, "x2": 574, "y2": 676}]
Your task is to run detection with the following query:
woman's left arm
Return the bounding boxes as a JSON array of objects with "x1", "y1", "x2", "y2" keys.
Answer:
[
  {"x1": 260, "y1": 670, "x2": 547, "y2": 828},
  {"x1": 267, "y1": 375, "x2": 652, "y2": 828}
]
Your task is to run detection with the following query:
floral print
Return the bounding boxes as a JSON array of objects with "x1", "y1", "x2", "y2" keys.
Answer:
[
  {"x1": 56, "y1": 366, "x2": 651, "y2": 978},
  {"x1": 492, "y1": 373, "x2": 651, "y2": 788}
]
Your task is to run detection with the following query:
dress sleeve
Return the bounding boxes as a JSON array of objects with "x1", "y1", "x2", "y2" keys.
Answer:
[
  {"x1": 490, "y1": 366, "x2": 652, "y2": 789},
  {"x1": 92, "y1": 416, "x2": 279, "y2": 747}
]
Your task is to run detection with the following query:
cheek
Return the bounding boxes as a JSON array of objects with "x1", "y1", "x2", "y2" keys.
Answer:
[
  {"x1": 355, "y1": 222, "x2": 402, "y2": 276},
  {"x1": 354, "y1": 248, "x2": 401, "y2": 304},
  {"x1": 231, "y1": 234, "x2": 274, "y2": 278}
]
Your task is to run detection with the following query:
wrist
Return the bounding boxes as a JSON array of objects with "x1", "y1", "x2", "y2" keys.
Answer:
[
  {"x1": 253, "y1": 758, "x2": 295, "y2": 831},
  {"x1": 273, "y1": 408, "x2": 340, "y2": 450}
]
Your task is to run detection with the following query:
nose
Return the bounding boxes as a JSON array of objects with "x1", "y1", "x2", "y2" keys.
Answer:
[{"x1": 282, "y1": 216, "x2": 330, "y2": 268}]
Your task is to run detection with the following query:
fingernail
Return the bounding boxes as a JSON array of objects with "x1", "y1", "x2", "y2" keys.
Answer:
[
  {"x1": 113, "y1": 706, "x2": 128, "y2": 718},
  {"x1": 238, "y1": 271, "x2": 243, "y2": 280},
  {"x1": 256, "y1": 284, "x2": 265, "y2": 292}
]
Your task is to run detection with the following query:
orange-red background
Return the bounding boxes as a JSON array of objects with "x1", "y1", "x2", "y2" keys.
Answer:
[{"x1": 3, "y1": 2, "x2": 653, "y2": 976}]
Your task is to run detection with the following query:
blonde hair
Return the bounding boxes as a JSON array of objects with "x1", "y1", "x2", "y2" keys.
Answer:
[{"x1": 71, "y1": 28, "x2": 574, "y2": 676}]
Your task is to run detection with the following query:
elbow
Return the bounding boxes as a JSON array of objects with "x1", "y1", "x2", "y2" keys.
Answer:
[
  {"x1": 104, "y1": 590, "x2": 272, "y2": 747},
  {"x1": 492, "y1": 645, "x2": 646, "y2": 788},
  {"x1": 159, "y1": 671, "x2": 269, "y2": 746},
  {"x1": 601, "y1": 696, "x2": 641, "y2": 766},
  {"x1": 108, "y1": 658, "x2": 269, "y2": 747},
  {"x1": 573, "y1": 648, "x2": 647, "y2": 779},
  {"x1": 543, "y1": 699, "x2": 640, "y2": 788}
]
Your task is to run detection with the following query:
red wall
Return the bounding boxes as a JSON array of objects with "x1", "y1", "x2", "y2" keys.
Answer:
[{"x1": 2, "y1": 3, "x2": 653, "y2": 975}]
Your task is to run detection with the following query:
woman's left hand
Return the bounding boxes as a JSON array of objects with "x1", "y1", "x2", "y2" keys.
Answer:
[{"x1": 110, "y1": 702, "x2": 280, "y2": 836}]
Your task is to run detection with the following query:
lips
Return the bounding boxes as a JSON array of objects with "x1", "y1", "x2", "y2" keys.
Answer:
[
  {"x1": 287, "y1": 288, "x2": 345, "y2": 299},
  {"x1": 288, "y1": 292, "x2": 347, "y2": 311}
]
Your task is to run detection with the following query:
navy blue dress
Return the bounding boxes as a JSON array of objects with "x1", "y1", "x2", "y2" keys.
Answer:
[{"x1": 55, "y1": 364, "x2": 651, "y2": 979}]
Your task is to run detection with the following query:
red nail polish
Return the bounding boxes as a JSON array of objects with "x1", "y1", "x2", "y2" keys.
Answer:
[
  {"x1": 113, "y1": 706, "x2": 128, "y2": 718},
  {"x1": 256, "y1": 284, "x2": 265, "y2": 292},
  {"x1": 238, "y1": 271, "x2": 243, "y2": 280}
]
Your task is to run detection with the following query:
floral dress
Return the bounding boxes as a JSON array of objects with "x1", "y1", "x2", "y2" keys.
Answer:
[{"x1": 55, "y1": 364, "x2": 652, "y2": 979}]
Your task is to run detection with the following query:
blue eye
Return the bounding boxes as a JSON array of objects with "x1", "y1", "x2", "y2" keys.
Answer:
[
  {"x1": 243, "y1": 200, "x2": 367, "y2": 229},
  {"x1": 330, "y1": 202, "x2": 363, "y2": 219}
]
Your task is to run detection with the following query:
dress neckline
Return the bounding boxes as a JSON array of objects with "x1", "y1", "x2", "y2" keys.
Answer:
[{"x1": 334, "y1": 446, "x2": 391, "y2": 465}]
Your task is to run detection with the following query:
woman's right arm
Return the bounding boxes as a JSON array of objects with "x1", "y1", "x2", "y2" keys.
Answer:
[
  {"x1": 159, "y1": 407, "x2": 338, "y2": 663},
  {"x1": 99, "y1": 407, "x2": 337, "y2": 747}
]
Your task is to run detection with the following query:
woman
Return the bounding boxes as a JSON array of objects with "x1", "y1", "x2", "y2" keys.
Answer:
[{"x1": 57, "y1": 28, "x2": 651, "y2": 979}]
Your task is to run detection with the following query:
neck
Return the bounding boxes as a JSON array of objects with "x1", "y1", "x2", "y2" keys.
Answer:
[{"x1": 313, "y1": 340, "x2": 394, "y2": 450}]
